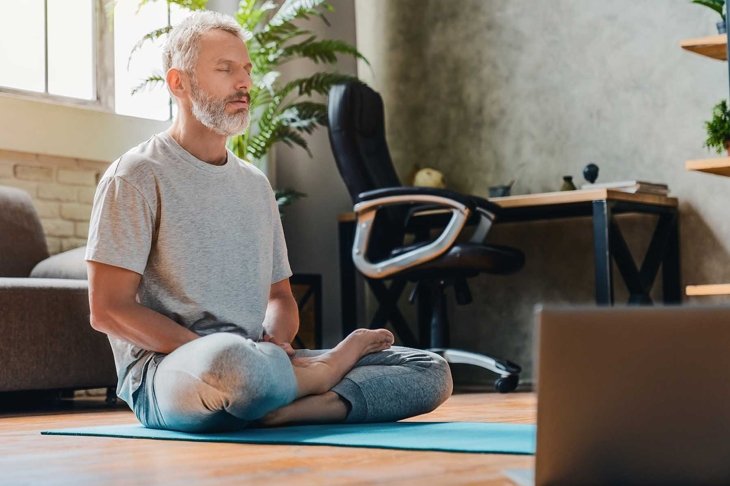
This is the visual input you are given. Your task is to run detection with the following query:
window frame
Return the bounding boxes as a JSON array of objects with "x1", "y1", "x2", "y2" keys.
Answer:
[
  {"x1": 0, "y1": 0, "x2": 170, "y2": 163},
  {"x1": 0, "y1": 0, "x2": 110, "y2": 110}
]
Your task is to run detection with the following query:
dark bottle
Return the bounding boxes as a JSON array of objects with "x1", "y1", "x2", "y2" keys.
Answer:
[{"x1": 560, "y1": 175, "x2": 577, "y2": 191}]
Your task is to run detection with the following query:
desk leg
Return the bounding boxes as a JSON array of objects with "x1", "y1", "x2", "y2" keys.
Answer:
[
  {"x1": 593, "y1": 200, "x2": 614, "y2": 305},
  {"x1": 662, "y1": 210, "x2": 682, "y2": 304},
  {"x1": 338, "y1": 220, "x2": 357, "y2": 338}
]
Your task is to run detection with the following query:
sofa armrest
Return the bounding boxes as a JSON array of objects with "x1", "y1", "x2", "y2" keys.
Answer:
[{"x1": 0, "y1": 278, "x2": 117, "y2": 392}]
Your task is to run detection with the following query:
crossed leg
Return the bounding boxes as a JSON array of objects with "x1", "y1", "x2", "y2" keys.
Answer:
[
  {"x1": 257, "y1": 328, "x2": 395, "y2": 426},
  {"x1": 137, "y1": 327, "x2": 453, "y2": 433},
  {"x1": 260, "y1": 335, "x2": 453, "y2": 427},
  {"x1": 290, "y1": 328, "x2": 394, "y2": 399}
]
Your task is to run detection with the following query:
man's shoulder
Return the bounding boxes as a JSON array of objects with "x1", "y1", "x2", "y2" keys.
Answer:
[{"x1": 103, "y1": 135, "x2": 167, "y2": 186}]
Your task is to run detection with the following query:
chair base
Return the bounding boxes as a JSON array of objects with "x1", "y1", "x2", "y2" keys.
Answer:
[{"x1": 429, "y1": 348, "x2": 522, "y2": 393}]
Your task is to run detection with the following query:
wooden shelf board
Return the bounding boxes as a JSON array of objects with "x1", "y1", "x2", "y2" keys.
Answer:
[
  {"x1": 686, "y1": 284, "x2": 730, "y2": 296},
  {"x1": 680, "y1": 34, "x2": 727, "y2": 61},
  {"x1": 686, "y1": 157, "x2": 730, "y2": 176}
]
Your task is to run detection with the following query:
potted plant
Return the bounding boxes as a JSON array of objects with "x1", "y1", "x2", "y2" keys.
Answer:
[
  {"x1": 691, "y1": 0, "x2": 727, "y2": 34},
  {"x1": 704, "y1": 100, "x2": 730, "y2": 155},
  {"x1": 130, "y1": 0, "x2": 368, "y2": 210}
]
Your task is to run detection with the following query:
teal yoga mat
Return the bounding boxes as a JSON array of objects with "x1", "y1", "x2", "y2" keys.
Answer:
[{"x1": 43, "y1": 421, "x2": 536, "y2": 455}]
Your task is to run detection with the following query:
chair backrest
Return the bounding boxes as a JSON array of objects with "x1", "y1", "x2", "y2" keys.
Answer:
[
  {"x1": 327, "y1": 82, "x2": 402, "y2": 202},
  {"x1": 0, "y1": 185, "x2": 50, "y2": 277},
  {"x1": 327, "y1": 82, "x2": 407, "y2": 261}
]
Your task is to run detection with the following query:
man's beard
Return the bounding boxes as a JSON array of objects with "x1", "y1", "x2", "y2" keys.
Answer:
[{"x1": 189, "y1": 78, "x2": 250, "y2": 137}]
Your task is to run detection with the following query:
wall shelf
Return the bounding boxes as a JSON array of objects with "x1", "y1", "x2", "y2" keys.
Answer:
[
  {"x1": 681, "y1": 9, "x2": 730, "y2": 298},
  {"x1": 686, "y1": 284, "x2": 730, "y2": 296},
  {"x1": 680, "y1": 34, "x2": 727, "y2": 61},
  {"x1": 685, "y1": 157, "x2": 730, "y2": 176}
]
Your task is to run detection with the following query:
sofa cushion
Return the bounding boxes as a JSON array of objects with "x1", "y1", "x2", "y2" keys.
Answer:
[
  {"x1": 0, "y1": 185, "x2": 49, "y2": 277},
  {"x1": 30, "y1": 246, "x2": 88, "y2": 280}
]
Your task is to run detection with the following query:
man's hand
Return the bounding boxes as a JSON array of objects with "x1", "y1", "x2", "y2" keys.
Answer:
[{"x1": 262, "y1": 332, "x2": 296, "y2": 358}]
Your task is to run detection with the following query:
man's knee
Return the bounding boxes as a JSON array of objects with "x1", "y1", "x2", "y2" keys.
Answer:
[
  {"x1": 423, "y1": 350, "x2": 453, "y2": 409},
  {"x1": 193, "y1": 333, "x2": 263, "y2": 387},
  {"x1": 175, "y1": 333, "x2": 291, "y2": 398},
  {"x1": 153, "y1": 333, "x2": 297, "y2": 427}
]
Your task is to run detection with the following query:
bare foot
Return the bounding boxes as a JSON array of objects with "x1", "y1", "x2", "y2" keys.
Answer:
[
  {"x1": 292, "y1": 328, "x2": 394, "y2": 397},
  {"x1": 258, "y1": 391, "x2": 349, "y2": 427}
]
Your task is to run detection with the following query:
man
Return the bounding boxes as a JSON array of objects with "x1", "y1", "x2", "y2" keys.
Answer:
[{"x1": 86, "y1": 10, "x2": 452, "y2": 433}]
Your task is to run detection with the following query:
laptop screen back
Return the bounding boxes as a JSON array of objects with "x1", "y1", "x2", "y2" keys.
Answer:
[{"x1": 535, "y1": 306, "x2": 730, "y2": 485}]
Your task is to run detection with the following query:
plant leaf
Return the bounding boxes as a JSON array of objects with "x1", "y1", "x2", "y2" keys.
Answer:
[
  {"x1": 128, "y1": 26, "x2": 172, "y2": 70},
  {"x1": 236, "y1": 0, "x2": 277, "y2": 33},
  {"x1": 281, "y1": 38, "x2": 369, "y2": 65},
  {"x1": 692, "y1": 0, "x2": 726, "y2": 19},
  {"x1": 282, "y1": 72, "x2": 360, "y2": 97},
  {"x1": 273, "y1": 126, "x2": 311, "y2": 156},
  {"x1": 268, "y1": 0, "x2": 330, "y2": 28},
  {"x1": 278, "y1": 101, "x2": 328, "y2": 132},
  {"x1": 131, "y1": 74, "x2": 166, "y2": 95},
  {"x1": 275, "y1": 188, "x2": 306, "y2": 210}
]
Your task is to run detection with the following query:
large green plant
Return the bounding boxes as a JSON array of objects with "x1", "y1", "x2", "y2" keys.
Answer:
[{"x1": 130, "y1": 0, "x2": 367, "y2": 207}]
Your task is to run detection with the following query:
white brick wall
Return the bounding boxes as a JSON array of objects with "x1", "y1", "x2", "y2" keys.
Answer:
[{"x1": 0, "y1": 149, "x2": 109, "y2": 255}]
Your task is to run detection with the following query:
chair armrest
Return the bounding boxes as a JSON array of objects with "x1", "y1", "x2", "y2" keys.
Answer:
[
  {"x1": 356, "y1": 187, "x2": 476, "y2": 210},
  {"x1": 0, "y1": 277, "x2": 117, "y2": 392},
  {"x1": 352, "y1": 189, "x2": 474, "y2": 279},
  {"x1": 358, "y1": 188, "x2": 500, "y2": 236}
]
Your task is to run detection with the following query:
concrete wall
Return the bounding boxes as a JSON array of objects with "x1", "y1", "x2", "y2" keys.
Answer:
[
  {"x1": 276, "y1": 0, "x2": 358, "y2": 347},
  {"x1": 353, "y1": 0, "x2": 730, "y2": 385}
]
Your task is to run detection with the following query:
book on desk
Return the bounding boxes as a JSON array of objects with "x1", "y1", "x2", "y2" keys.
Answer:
[{"x1": 580, "y1": 180, "x2": 669, "y2": 195}]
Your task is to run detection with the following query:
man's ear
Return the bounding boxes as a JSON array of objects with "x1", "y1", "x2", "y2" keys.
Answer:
[{"x1": 166, "y1": 68, "x2": 187, "y2": 99}]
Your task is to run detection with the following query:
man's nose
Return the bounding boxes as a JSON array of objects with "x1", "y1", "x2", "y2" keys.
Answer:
[{"x1": 236, "y1": 69, "x2": 253, "y2": 92}]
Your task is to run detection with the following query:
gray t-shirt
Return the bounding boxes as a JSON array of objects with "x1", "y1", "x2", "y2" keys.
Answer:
[{"x1": 85, "y1": 131, "x2": 292, "y2": 408}]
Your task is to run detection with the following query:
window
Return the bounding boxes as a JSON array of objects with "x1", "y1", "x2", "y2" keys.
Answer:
[
  {"x1": 0, "y1": 0, "x2": 95, "y2": 101},
  {"x1": 114, "y1": 0, "x2": 192, "y2": 120},
  {"x1": 0, "y1": 0, "x2": 193, "y2": 120}
]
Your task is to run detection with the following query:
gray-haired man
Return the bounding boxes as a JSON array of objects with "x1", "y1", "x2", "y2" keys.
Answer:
[{"x1": 86, "y1": 10, "x2": 452, "y2": 432}]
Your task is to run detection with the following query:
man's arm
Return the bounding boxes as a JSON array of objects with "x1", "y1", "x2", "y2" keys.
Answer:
[
  {"x1": 262, "y1": 278, "x2": 299, "y2": 351},
  {"x1": 87, "y1": 260, "x2": 199, "y2": 355}
]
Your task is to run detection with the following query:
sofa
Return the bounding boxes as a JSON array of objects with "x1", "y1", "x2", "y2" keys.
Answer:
[{"x1": 0, "y1": 185, "x2": 116, "y2": 393}]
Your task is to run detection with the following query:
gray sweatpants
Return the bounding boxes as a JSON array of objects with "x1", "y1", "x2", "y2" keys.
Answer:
[{"x1": 133, "y1": 333, "x2": 453, "y2": 432}]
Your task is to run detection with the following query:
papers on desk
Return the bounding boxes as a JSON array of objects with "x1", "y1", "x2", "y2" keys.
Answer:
[{"x1": 580, "y1": 180, "x2": 669, "y2": 196}]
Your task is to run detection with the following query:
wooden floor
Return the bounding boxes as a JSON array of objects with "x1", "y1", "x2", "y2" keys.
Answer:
[{"x1": 0, "y1": 392, "x2": 536, "y2": 485}]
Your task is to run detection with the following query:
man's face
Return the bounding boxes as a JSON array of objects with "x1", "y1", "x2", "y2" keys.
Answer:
[{"x1": 187, "y1": 29, "x2": 253, "y2": 137}]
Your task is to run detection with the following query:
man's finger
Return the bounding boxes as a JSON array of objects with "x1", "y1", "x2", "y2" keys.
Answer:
[{"x1": 280, "y1": 343, "x2": 296, "y2": 357}]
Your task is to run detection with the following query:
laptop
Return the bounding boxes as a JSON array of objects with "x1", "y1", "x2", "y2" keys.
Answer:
[{"x1": 509, "y1": 305, "x2": 730, "y2": 486}]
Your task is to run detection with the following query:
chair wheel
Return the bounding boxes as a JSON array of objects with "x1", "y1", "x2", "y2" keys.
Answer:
[{"x1": 494, "y1": 375, "x2": 519, "y2": 393}]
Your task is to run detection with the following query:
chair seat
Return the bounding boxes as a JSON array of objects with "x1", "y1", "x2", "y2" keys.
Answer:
[{"x1": 393, "y1": 242, "x2": 524, "y2": 280}]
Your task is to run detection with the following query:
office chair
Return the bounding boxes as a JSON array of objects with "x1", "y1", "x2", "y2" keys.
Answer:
[{"x1": 327, "y1": 81, "x2": 525, "y2": 392}]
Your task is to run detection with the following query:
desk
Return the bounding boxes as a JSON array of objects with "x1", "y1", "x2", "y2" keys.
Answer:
[{"x1": 338, "y1": 189, "x2": 680, "y2": 336}]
